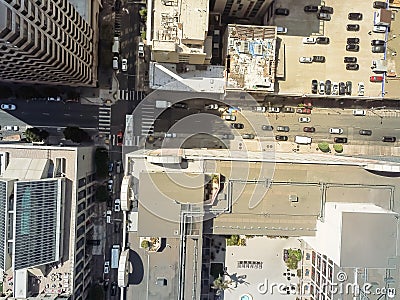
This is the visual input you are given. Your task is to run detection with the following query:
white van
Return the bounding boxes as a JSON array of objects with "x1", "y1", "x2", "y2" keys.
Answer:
[
  {"x1": 353, "y1": 109, "x2": 366, "y2": 116},
  {"x1": 295, "y1": 136, "x2": 312, "y2": 144},
  {"x1": 112, "y1": 57, "x2": 118, "y2": 70}
]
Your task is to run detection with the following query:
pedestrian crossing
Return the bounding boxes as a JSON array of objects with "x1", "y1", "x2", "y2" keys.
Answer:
[
  {"x1": 140, "y1": 103, "x2": 155, "y2": 136},
  {"x1": 98, "y1": 106, "x2": 111, "y2": 134},
  {"x1": 119, "y1": 90, "x2": 145, "y2": 101}
]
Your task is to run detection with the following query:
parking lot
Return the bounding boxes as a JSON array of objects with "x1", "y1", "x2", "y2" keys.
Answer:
[{"x1": 273, "y1": 0, "x2": 386, "y2": 97}]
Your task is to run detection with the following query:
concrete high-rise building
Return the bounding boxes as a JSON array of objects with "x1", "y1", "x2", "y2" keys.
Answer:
[{"x1": 0, "y1": 0, "x2": 100, "y2": 86}]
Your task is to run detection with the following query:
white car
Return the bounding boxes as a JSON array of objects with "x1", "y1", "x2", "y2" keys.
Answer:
[
  {"x1": 114, "y1": 199, "x2": 121, "y2": 212},
  {"x1": 165, "y1": 133, "x2": 177, "y2": 138},
  {"x1": 4, "y1": 125, "x2": 19, "y2": 131},
  {"x1": 373, "y1": 25, "x2": 387, "y2": 33},
  {"x1": 277, "y1": 27, "x2": 288, "y2": 34},
  {"x1": 138, "y1": 42, "x2": 145, "y2": 58},
  {"x1": 104, "y1": 261, "x2": 110, "y2": 274},
  {"x1": 302, "y1": 37, "x2": 316, "y2": 44},
  {"x1": 252, "y1": 106, "x2": 267, "y2": 112},
  {"x1": 47, "y1": 96, "x2": 61, "y2": 101},
  {"x1": 268, "y1": 107, "x2": 281, "y2": 113},
  {"x1": 358, "y1": 82, "x2": 365, "y2": 96},
  {"x1": 223, "y1": 114, "x2": 236, "y2": 121},
  {"x1": 329, "y1": 128, "x2": 343, "y2": 134},
  {"x1": 299, "y1": 57, "x2": 313, "y2": 63},
  {"x1": 106, "y1": 210, "x2": 112, "y2": 223},
  {"x1": 205, "y1": 104, "x2": 219, "y2": 110},
  {"x1": 121, "y1": 58, "x2": 128, "y2": 72},
  {"x1": 107, "y1": 179, "x2": 113, "y2": 192},
  {"x1": 299, "y1": 117, "x2": 311, "y2": 123},
  {"x1": 1, "y1": 104, "x2": 16, "y2": 110},
  {"x1": 353, "y1": 109, "x2": 366, "y2": 116},
  {"x1": 319, "y1": 81, "x2": 325, "y2": 94},
  {"x1": 332, "y1": 82, "x2": 339, "y2": 95}
]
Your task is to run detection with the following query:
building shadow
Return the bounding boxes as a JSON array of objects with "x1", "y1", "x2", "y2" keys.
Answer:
[{"x1": 128, "y1": 249, "x2": 144, "y2": 285}]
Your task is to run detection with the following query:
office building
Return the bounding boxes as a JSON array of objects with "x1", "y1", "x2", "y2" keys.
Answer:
[
  {"x1": 0, "y1": 144, "x2": 97, "y2": 300},
  {"x1": 0, "y1": 0, "x2": 100, "y2": 86}
]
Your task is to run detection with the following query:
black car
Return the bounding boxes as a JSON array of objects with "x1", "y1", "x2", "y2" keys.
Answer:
[
  {"x1": 339, "y1": 82, "x2": 346, "y2": 95},
  {"x1": 347, "y1": 24, "x2": 360, "y2": 31},
  {"x1": 312, "y1": 79, "x2": 318, "y2": 93},
  {"x1": 111, "y1": 282, "x2": 118, "y2": 296},
  {"x1": 344, "y1": 56, "x2": 357, "y2": 63},
  {"x1": 334, "y1": 137, "x2": 348, "y2": 143},
  {"x1": 325, "y1": 80, "x2": 332, "y2": 95},
  {"x1": 346, "y1": 63, "x2": 359, "y2": 70},
  {"x1": 103, "y1": 280, "x2": 109, "y2": 291},
  {"x1": 345, "y1": 81, "x2": 352, "y2": 95},
  {"x1": 304, "y1": 5, "x2": 318, "y2": 12},
  {"x1": 346, "y1": 44, "x2": 359, "y2": 52},
  {"x1": 373, "y1": 1, "x2": 387, "y2": 9},
  {"x1": 348, "y1": 13, "x2": 363, "y2": 20},
  {"x1": 283, "y1": 107, "x2": 295, "y2": 113},
  {"x1": 313, "y1": 56, "x2": 326, "y2": 63},
  {"x1": 316, "y1": 37, "x2": 330, "y2": 44},
  {"x1": 261, "y1": 125, "x2": 274, "y2": 131},
  {"x1": 303, "y1": 127, "x2": 316, "y2": 132},
  {"x1": 275, "y1": 8, "x2": 289, "y2": 16},
  {"x1": 359, "y1": 129, "x2": 372, "y2": 136},
  {"x1": 114, "y1": 222, "x2": 121, "y2": 233},
  {"x1": 172, "y1": 102, "x2": 188, "y2": 109},
  {"x1": 371, "y1": 39, "x2": 385, "y2": 46},
  {"x1": 275, "y1": 135, "x2": 288, "y2": 141},
  {"x1": 231, "y1": 123, "x2": 244, "y2": 129},
  {"x1": 382, "y1": 136, "x2": 396, "y2": 142},
  {"x1": 372, "y1": 45, "x2": 385, "y2": 53},
  {"x1": 114, "y1": 0, "x2": 121, "y2": 12},
  {"x1": 347, "y1": 38, "x2": 360, "y2": 44},
  {"x1": 320, "y1": 6, "x2": 334, "y2": 14}
]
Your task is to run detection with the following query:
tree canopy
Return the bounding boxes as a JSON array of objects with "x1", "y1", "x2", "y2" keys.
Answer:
[
  {"x1": 63, "y1": 126, "x2": 90, "y2": 143},
  {"x1": 25, "y1": 127, "x2": 49, "y2": 142}
]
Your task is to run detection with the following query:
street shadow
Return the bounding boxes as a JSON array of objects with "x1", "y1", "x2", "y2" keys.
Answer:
[{"x1": 128, "y1": 249, "x2": 144, "y2": 285}]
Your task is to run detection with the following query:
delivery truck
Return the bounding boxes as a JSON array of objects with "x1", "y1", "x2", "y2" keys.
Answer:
[{"x1": 294, "y1": 136, "x2": 312, "y2": 145}]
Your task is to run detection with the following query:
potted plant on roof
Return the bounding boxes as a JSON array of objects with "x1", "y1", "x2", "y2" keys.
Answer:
[{"x1": 140, "y1": 240, "x2": 151, "y2": 250}]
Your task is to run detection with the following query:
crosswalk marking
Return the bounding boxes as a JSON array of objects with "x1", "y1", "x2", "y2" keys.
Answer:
[
  {"x1": 140, "y1": 103, "x2": 155, "y2": 135},
  {"x1": 118, "y1": 90, "x2": 145, "y2": 101},
  {"x1": 98, "y1": 106, "x2": 112, "y2": 134}
]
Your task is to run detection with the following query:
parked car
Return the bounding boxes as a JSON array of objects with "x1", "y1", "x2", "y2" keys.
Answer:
[
  {"x1": 138, "y1": 42, "x2": 145, "y2": 58},
  {"x1": 117, "y1": 131, "x2": 123, "y2": 146},
  {"x1": 346, "y1": 63, "x2": 359, "y2": 70},
  {"x1": 283, "y1": 107, "x2": 295, "y2": 113},
  {"x1": 371, "y1": 40, "x2": 385, "y2": 46},
  {"x1": 114, "y1": 221, "x2": 121, "y2": 233},
  {"x1": 275, "y1": 8, "x2": 289, "y2": 15},
  {"x1": 1, "y1": 104, "x2": 16, "y2": 110},
  {"x1": 231, "y1": 123, "x2": 244, "y2": 129},
  {"x1": 358, "y1": 82, "x2": 365, "y2": 96},
  {"x1": 329, "y1": 128, "x2": 343, "y2": 134},
  {"x1": 373, "y1": 25, "x2": 387, "y2": 33},
  {"x1": 172, "y1": 102, "x2": 188, "y2": 109},
  {"x1": 299, "y1": 117, "x2": 311, "y2": 123},
  {"x1": 346, "y1": 44, "x2": 359, "y2": 51},
  {"x1": 316, "y1": 37, "x2": 330, "y2": 44},
  {"x1": 108, "y1": 162, "x2": 114, "y2": 173},
  {"x1": 261, "y1": 125, "x2": 274, "y2": 131},
  {"x1": 222, "y1": 134, "x2": 235, "y2": 140},
  {"x1": 242, "y1": 133, "x2": 255, "y2": 139},
  {"x1": 297, "y1": 108, "x2": 312, "y2": 114},
  {"x1": 116, "y1": 161, "x2": 122, "y2": 174},
  {"x1": 347, "y1": 38, "x2": 360, "y2": 44},
  {"x1": 370, "y1": 75, "x2": 383, "y2": 82},
  {"x1": 319, "y1": 81, "x2": 325, "y2": 94},
  {"x1": 121, "y1": 58, "x2": 128, "y2": 72},
  {"x1": 47, "y1": 96, "x2": 62, "y2": 101},
  {"x1": 106, "y1": 210, "x2": 112, "y2": 223},
  {"x1": 353, "y1": 109, "x2": 366, "y2": 116},
  {"x1": 165, "y1": 132, "x2": 177, "y2": 138},
  {"x1": 312, "y1": 79, "x2": 318, "y2": 94},
  {"x1": 332, "y1": 82, "x2": 339, "y2": 95},
  {"x1": 223, "y1": 115, "x2": 236, "y2": 121},
  {"x1": 303, "y1": 37, "x2": 316, "y2": 44},
  {"x1": 346, "y1": 81, "x2": 352, "y2": 95},
  {"x1": 4, "y1": 125, "x2": 19, "y2": 131},
  {"x1": 268, "y1": 106, "x2": 281, "y2": 113},
  {"x1": 107, "y1": 179, "x2": 113, "y2": 192},
  {"x1": 299, "y1": 56, "x2": 313, "y2": 63},
  {"x1": 277, "y1": 126, "x2": 290, "y2": 132},
  {"x1": 112, "y1": 56, "x2": 118, "y2": 70},
  {"x1": 382, "y1": 136, "x2": 396, "y2": 142},
  {"x1": 348, "y1": 13, "x2": 363, "y2": 20},
  {"x1": 339, "y1": 82, "x2": 346, "y2": 95},
  {"x1": 104, "y1": 261, "x2": 110, "y2": 274},
  {"x1": 111, "y1": 282, "x2": 118, "y2": 296},
  {"x1": 325, "y1": 80, "x2": 332, "y2": 95},
  {"x1": 275, "y1": 135, "x2": 288, "y2": 141},
  {"x1": 334, "y1": 137, "x2": 348, "y2": 143},
  {"x1": 359, "y1": 129, "x2": 372, "y2": 136},
  {"x1": 304, "y1": 5, "x2": 318, "y2": 12},
  {"x1": 277, "y1": 27, "x2": 288, "y2": 34},
  {"x1": 252, "y1": 106, "x2": 266, "y2": 112},
  {"x1": 114, "y1": 199, "x2": 121, "y2": 212},
  {"x1": 313, "y1": 56, "x2": 326, "y2": 63},
  {"x1": 373, "y1": 1, "x2": 388, "y2": 9},
  {"x1": 344, "y1": 57, "x2": 357, "y2": 63},
  {"x1": 205, "y1": 104, "x2": 219, "y2": 110},
  {"x1": 372, "y1": 45, "x2": 385, "y2": 53},
  {"x1": 347, "y1": 24, "x2": 360, "y2": 31},
  {"x1": 320, "y1": 6, "x2": 334, "y2": 14},
  {"x1": 303, "y1": 127, "x2": 315, "y2": 132},
  {"x1": 317, "y1": 12, "x2": 331, "y2": 21}
]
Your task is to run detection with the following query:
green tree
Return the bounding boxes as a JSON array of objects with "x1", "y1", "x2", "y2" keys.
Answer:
[
  {"x1": 25, "y1": 127, "x2": 49, "y2": 142},
  {"x1": 334, "y1": 144, "x2": 343, "y2": 153},
  {"x1": 95, "y1": 147, "x2": 109, "y2": 179},
  {"x1": 63, "y1": 126, "x2": 90, "y2": 143},
  {"x1": 318, "y1": 142, "x2": 330, "y2": 153},
  {"x1": 95, "y1": 185, "x2": 108, "y2": 202}
]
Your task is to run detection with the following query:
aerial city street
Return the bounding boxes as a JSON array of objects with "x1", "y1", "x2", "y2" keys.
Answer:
[{"x1": 0, "y1": 0, "x2": 399, "y2": 300}]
